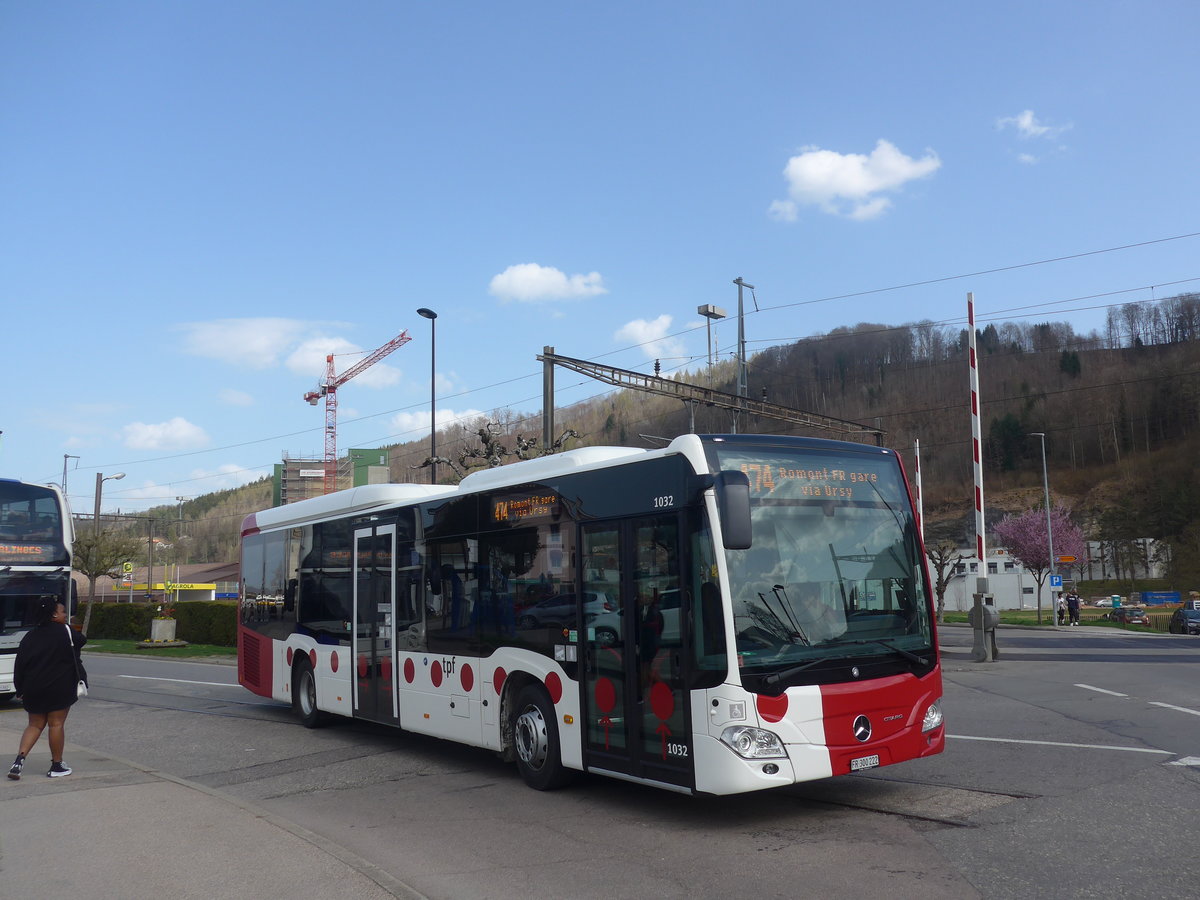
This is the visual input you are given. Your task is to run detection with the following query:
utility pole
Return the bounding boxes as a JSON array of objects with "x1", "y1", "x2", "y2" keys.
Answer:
[{"x1": 733, "y1": 276, "x2": 754, "y2": 433}]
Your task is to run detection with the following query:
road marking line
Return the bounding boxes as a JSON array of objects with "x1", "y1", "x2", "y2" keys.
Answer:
[
  {"x1": 1167, "y1": 757, "x2": 1200, "y2": 767},
  {"x1": 948, "y1": 734, "x2": 1171, "y2": 755},
  {"x1": 118, "y1": 675, "x2": 240, "y2": 688},
  {"x1": 1075, "y1": 683, "x2": 1128, "y2": 697},
  {"x1": 1149, "y1": 702, "x2": 1200, "y2": 717}
]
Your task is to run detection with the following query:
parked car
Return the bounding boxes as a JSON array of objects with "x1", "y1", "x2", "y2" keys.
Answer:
[
  {"x1": 1110, "y1": 606, "x2": 1151, "y2": 626},
  {"x1": 588, "y1": 589, "x2": 682, "y2": 647},
  {"x1": 1092, "y1": 597, "x2": 1113, "y2": 608},
  {"x1": 1168, "y1": 607, "x2": 1200, "y2": 635},
  {"x1": 517, "y1": 591, "x2": 614, "y2": 630}
]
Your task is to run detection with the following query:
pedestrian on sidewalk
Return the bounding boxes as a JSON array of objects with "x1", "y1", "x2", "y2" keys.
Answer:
[
  {"x1": 1066, "y1": 592, "x2": 1081, "y2": 626},
  {"x1": 7, "y1": 598, "x2": 87, "y2": 780}
]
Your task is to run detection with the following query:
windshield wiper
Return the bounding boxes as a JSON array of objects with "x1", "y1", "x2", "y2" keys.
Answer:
[
  {"x1": 842, "y1": 638, "x2": 927, "y2": 665},
  {"x1": 761, "y1": 656, "x2": 827, "y2": 687}
]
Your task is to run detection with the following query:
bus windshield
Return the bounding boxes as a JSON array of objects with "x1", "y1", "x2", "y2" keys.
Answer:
[
  {"x1": 0, "y1": 480, "x2": 69, "y2": 566},
  {"x1": 709, "y1": 442, "x2": 933, "y2": 688}
]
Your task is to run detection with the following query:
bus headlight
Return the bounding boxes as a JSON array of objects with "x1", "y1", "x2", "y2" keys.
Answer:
[
  {"x1": 922, "y1": 700, "x2": 943, "y2": 732},
  {"x1": 720, "y1": 726, "x2": 786, "y2": 759}
]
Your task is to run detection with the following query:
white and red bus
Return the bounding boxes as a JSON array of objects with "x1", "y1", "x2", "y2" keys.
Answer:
[
  {"x1": 1, "y1": 479, "x2": 75, "y2": 704},
  {"x1": 238, "y1": 434, "x2": 944, "y2": 794}
]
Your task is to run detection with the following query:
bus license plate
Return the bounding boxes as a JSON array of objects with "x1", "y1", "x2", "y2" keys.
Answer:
[{"x1": 850, "y1": 754, "x2": 880, "y2": 771}]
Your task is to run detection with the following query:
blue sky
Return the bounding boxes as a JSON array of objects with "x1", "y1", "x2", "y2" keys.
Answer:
[{"x1": 4, "y1": 1, "x2": 1199, "y2": 513}]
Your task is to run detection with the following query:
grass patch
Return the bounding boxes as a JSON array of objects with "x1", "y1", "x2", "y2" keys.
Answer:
[
  {"x1": 83, "y1": 639, "x2": 235, "y2": 658},
  {"x1": 942, "y1": 610, "x2": 1166, "y2": 632}
]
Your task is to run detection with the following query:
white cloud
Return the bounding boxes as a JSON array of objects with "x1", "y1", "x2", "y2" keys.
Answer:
[
  {"x1": 488, "y1": 263, "x2": 607, "y2": 303},
  {"x1": 121, "y1": 417, "x2": 210, "y2": 450},
  {"x1": 178, "y1": 318, "x2": 403, "y2": 389},
  {"x1": 186, "y1": 463, "x2": 265, "y2": 491},
  {"x1": 389, "y1": 408, "x2": 487, "y2": 439},
  {"x1": 219, "y1": 388, "x2": 254, "y2": 407},
  {"x1": 997, "y1": 109, "x2": 1070, "y2": 140},
  {"x1": 770, "y1": 139, "x2": 941, "y2": 221},
  {"x1": 286, "y1": 337, "x2": 402, "y2": 389},
  {"x1": 615, "y1": 315, "x2": 685, "y2": 361},
  {"x1": 1017, "y1": 153, "x2": 1038, "y2": 165},
  {"x1": 177, "y1": 318, "x2": 315, "y2": 369}
]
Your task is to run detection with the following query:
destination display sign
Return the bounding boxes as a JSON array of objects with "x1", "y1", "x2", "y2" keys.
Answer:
[
  {"x1": 491, "y1": 491, "x2": 560, "y2": 524},
  {"x1": 0, "y1": 542, "x2": 58, "y2": 564},
  {"x1": 711, "y1": 445, "x2": 907, "y2": 505}
]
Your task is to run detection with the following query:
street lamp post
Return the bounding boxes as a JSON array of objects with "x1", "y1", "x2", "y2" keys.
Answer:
[
  {"x1": 62, "y1": 454, "x2": 80, "y2": 494},
  {"x1": 1030, "y1": 432, "x2": 1057, "y2": 628},
  {"x1": 90, "y1": 472, "x2": 125, "y2": 615},
  {"x1": 175, "y1": 496, "x2": 186, "y2": 608},
  {"x1": 416, "y1": 307, "x2": 438, "y2": 484},
  {"x1": 697, "y1": 304, "x2": 726, "y2": 384}
]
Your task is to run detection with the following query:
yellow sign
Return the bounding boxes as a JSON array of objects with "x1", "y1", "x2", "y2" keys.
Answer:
[
  {"x1": 128, "y1": 583, "x2": 215, "y2": 592},
  {"x1": 122, "y1": 562, "x2": 134, "y2": 573}
]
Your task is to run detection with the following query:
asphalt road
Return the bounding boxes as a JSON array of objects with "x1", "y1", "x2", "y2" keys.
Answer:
[{"x1": 19, "y1": 625, "x2": 1200, "y2": 899}]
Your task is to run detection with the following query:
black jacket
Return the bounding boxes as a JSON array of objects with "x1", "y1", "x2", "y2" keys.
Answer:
[{"x1": 14, "y1": 623, "x2": 87, "y2": 712}]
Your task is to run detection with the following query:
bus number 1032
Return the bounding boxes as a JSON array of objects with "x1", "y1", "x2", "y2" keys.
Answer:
[{"x1": 653, "y1": 495, "x2": 674, "y2": 509}]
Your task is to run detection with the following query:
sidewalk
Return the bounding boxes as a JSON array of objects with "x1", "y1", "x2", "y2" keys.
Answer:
[{"x1": 0, "y1": 717, "x2": 422, "y2": 899}]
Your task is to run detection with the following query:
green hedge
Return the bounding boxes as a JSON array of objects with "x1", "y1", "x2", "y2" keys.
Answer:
[{"x1": 83, "y1": 601, "x2": 238, "y2": 646}]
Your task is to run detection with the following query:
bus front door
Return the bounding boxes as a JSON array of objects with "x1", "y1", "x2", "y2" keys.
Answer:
[
  {"x1": 353, "y1": 524, "x2": 399, "y2": 725},
  {"x1": 580, "y1": 516, "x2": 692, "y2": 789}
]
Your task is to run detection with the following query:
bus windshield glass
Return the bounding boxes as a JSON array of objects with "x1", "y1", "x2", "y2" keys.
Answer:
[
  {"x1": 708, "y1": 442, "x2": 933, "y2": 687},
  {"x1": 0, "y1": 481, "x2": 68, "y2": 566}
]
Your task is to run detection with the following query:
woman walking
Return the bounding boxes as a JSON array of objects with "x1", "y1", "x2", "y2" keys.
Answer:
[{"x1": 7, "y1": 598, "x2": 87, "y2": 779}]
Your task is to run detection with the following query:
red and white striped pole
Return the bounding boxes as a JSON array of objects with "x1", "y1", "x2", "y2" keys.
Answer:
[
  {"x1": 913, "y1": 439, "x2": 924, "y2": 545},
  {"x1": 968, "y1": 293, "x2": 995, "y2": 661},
  {"x1": 968, "y1": 293, "x2": 985, "y2": 567}
]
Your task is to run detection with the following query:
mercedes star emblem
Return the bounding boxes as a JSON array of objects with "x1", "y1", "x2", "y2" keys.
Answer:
[{"x1": 853, "y1": 715, "x2": 872, "y2": 742}]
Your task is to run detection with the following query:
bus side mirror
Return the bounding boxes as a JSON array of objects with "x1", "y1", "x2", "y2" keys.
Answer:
[{"x1": 714, "y1": 470, "x2": 752, "y2": 550}]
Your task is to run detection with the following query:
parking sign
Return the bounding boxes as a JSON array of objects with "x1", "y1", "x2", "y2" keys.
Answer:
[{"x1": 1050, "y1": 574, "x2": 1063, "y2": 588}]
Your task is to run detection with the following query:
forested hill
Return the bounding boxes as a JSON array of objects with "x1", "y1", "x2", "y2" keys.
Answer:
[{"x1": 133, "y1": 292, "x2": 1200, "y2": 582}]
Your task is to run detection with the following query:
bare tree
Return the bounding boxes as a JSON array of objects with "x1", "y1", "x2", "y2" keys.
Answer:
[{"x1": 925, "y1": 539, "x2": 963, "y2": 624}]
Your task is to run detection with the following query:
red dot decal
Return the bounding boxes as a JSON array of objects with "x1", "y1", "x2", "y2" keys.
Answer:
[
  {"x1": 493, "y1": 667, "x2": 506, "y2": 693},
  {"x1": 431, "y1": 660, "x2": 443, "y2": 688},
  {"x1": 357, "y1": 654, "x2": 368, "y2": 678},
  {"x1": 650, "y1": 681, "x2": 675, "y2": 722},
  {"x1": 756, "y1": 693, "x2": 789, "y2": 723},
  {"x1": 381, "y1": 657, "x2": 392, "y2": 680},
  {"x1": 404, "y1": 658, "x2": 415, "y2": 684},
  {"x1": 309, "y1": 649, "x2": 317, "y2": 670},
  {"x1": 286, "y1": 647, "x2": 293, "y2": 666},
  {"x1": 460, "y1": 663, "x2": 474, "y2": 692},
  {"x1": 330, "y1": 652, "x2": 339, "y2": 673},
  {"x1": 545, "y1": 671, "x2": 562, "y2": 704},
  {"x1": 594, "y1": 677, "x2": 616, "y2": 714}
]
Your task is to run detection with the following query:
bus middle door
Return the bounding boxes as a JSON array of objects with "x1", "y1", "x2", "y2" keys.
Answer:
[
  {"x1": 353, "y1": 523, "x2": 399, "y2": 725},
  {"x1": 580, "y1": 515, "x2": 692, "y2": 789}
]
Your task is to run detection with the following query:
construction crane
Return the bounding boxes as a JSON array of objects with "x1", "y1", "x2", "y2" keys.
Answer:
[{"x1": 304, "y1": 329, "x2": 412, "y2": 494}]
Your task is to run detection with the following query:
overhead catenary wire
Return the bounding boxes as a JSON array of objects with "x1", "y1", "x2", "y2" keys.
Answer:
[{"x1": 58, "y1": 230, "x2": 1200, "y2": 499}]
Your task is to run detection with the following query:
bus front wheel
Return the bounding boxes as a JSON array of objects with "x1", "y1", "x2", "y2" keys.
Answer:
[
  {"x1": 512, "y1": 684, "x2": 572, "y2": 790},
  {"x1": 292, "y1": 658, "x2": 325, "y2": 728}
]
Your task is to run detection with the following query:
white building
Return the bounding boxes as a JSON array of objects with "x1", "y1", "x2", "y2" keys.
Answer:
[{"x1": 940, "y1": 548, "x2": 1059, "y2": 612}]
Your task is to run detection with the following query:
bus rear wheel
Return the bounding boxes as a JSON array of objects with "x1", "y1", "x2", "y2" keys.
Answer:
[
  {"x1": 512, "y1": 684, "x2": 572, "y2": 790},
  {"x1": 292, "y1": 657, "x2": 325, "y2": 728}
]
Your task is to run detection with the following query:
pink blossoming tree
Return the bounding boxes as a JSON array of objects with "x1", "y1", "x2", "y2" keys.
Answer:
[{"x1": 992, "y1": 506, "x2": 1088, "y2": 624}]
